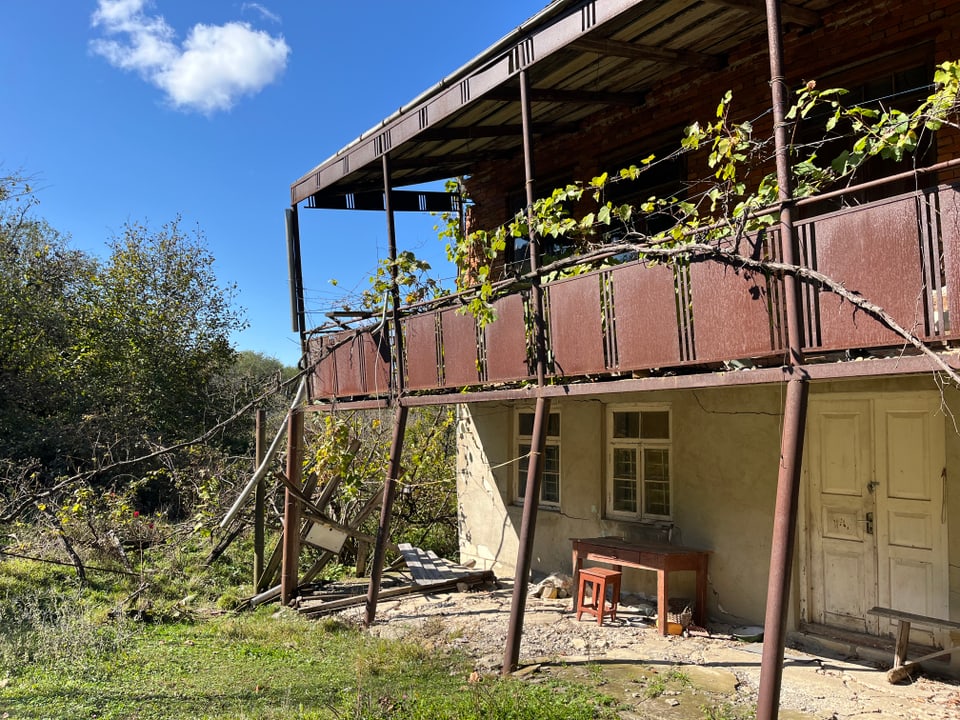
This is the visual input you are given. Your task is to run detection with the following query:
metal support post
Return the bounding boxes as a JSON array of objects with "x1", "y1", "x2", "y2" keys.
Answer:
[
  {"x1": 280, "y1": 409, "x2": 304, "y2": 606},
  {"x1": 757, "y1": 1, "x2": 810, "y2": 717},
  {"x1": 364, "y1": 405, "x2": 409, "y2": 626},
  {"x1": 503, "y1": 68, "x2": 551, "y2": 674},
  {"x1": 253, "y1": 408, "x2": 267, "y2": 592}
]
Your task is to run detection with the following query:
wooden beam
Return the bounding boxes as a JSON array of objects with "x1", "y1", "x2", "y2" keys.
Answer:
[
  {"x1": 569, "y1": 37, "x2": 725, "y2": 71},
  {"x1": 299, "y1": 570, "x2": 495, "y2": 617},
  {"x1": 417, "y1": 122, "x2": 580, "y2": 141},
  {"x1": 705, "y1": 0, "x2": 821, "y2": 27},
  {"x1": 484, "y1": 86, "x2": 647, "y2": 107}
]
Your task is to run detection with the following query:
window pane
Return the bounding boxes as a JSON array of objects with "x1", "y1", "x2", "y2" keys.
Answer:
[
  {"x1": 519, "y1": 412, "x2": 560, "y2": 437},
  {"x1": 519, "y1": 443, "x2": 560, "y2": 504},
  {"x1": 518, "y1": 443, "x2": 530, "y2": 497},
  {"x1": 542, "y1": 445, "x2": 561, "y2": 503},
  {"x1": 643, "y1": 448, "x2": 670, "y2": 515},
  {"x1": 519, "y1": 413, "x2": 535, "y2": 436},
  {"x1": 612, "y1": 447, "x2": 637, "y2": 512},
  {"x1": 613, "y1": 411, "x2": 639, "y2": 438},
  {"x1": 641, "y1": 411, "x2": 670, "y2": 439},
  {"x1": 546, "y1": 413, "x2": 560, "y2": 438}
]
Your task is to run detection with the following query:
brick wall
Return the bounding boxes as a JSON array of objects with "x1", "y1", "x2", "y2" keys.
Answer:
[{"x1": 465, "y1": 0, "x2": 960, "y2": 242}]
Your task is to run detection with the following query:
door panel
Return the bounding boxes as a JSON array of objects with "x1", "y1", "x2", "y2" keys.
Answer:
[
  {"x1": 806, "y1": 393, "x2": 947, "y2": 644},
  {"x1": 807, "y1": 399, "x2": 876, "y2": 633},
  {"x1": 875, "y1": 399, "x2": 948, "y2": 645}
]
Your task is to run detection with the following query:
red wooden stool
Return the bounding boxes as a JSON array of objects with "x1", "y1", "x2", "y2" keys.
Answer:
[{"x1": 576, "y1": 567, "x2": 622, "y2": 625}]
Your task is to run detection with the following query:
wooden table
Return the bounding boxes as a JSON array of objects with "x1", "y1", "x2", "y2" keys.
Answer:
[{"x1": 571, "y1": 536, "x2": 709, "y2": 635}]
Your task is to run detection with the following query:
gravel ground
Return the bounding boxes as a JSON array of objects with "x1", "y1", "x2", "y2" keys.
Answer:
[{"x1": 334, "y1": 580, "x2": 960, "y2": 720}]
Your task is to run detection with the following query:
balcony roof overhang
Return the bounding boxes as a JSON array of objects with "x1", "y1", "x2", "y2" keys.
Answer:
[{"x1": 290, "y1": 0, "x2": 822, "y2": 208}]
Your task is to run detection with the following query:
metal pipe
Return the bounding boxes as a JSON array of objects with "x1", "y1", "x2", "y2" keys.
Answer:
[
  {"x1": 285, "y1": 207, "x2": 306, "y2": 343},
  {"x1": 280, "y1": 409, "x2": 304, "y2": 606},
  {"x1": 503, "y1": 395, "x2": 551, "y2": 672},
  {"x1": 220, "y1": 377, "x2": 307, "y2": 529},
  {"x1": 383, "y1": 152, "x2": 406, "y2": 393},
  {"x1": 253, "y1": 408, "x2": 267, "y2": 592},
  {"x1": 757, "y1": 1, "x2": 810, "y2": 717},
  {"x1": 503, "y1": 69, "x2": 552, "y2": 674},
  {"x1": 364, "y1": 404, "x2": 409, "y2": 626},
  {"x1": 757, "y1": 377, "x2": 809, "y2": 720},
  {"x1": 520, "y1": 69, "x2": 549, "y2": 387}
]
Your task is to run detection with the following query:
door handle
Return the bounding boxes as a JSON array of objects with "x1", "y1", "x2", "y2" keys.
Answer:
[
  {"x1": 867, "y1": 480, "x2": 879, "y2": 494},
  {"x1": 865, "y1": 511, "x2": 874, "y2": 535}
]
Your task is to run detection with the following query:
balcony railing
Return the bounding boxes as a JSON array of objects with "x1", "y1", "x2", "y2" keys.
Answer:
[{"x1": 306, "y1": 183, "x2": 958, "y2": 403}]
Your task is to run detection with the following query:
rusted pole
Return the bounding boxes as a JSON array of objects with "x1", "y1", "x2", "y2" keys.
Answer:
[
  {"x1": 503, "y1": 395, "x2": 551, "y2": 673},
  {"x1": 285, "y1": 206, "x2": 306, "y2": 350},
  {"x1": 364, "y1": 405, "x2": 409, "y2": 626},
  {"x1": 503, "y1": 67, "x2": 551, "y2": 674},
  {"x1": 382, "y1": 152, "x2": 406, "y2": 389},
  {"x1": 363, "y1": 152, "x2": 410, "y2": 627},
  {"x1": 280, "y1": 408, "x2": 304, "y2": 606},
  {"x1": 253, "y1": 407, "x2": 267, "y2": 592},
  {"x1": 757, "y1": 1, "x2": 810, "y2": 718}
]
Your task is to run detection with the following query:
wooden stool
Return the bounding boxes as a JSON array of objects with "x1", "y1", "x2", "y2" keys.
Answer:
[{"x1": 576, "y1": 567, "x2": 622, "y2": 625}]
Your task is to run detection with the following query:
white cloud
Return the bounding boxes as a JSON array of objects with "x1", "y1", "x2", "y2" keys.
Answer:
[
  {"x1": 90, "y1": 0, "x2": 290, "y2": 115},
  {"x1": 242, "y1": 3, "x2": 281, "y2": 24}
]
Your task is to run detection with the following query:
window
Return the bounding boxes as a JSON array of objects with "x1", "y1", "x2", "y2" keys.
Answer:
[
  {"x1": 516, "y1": 410, "x2": 561, "y2": 506},
  {"x1": 607, "y1": 406, "x2": 671, "y2": 519},
  {"x1": 795, "y1": 48, "x2": 935, "y2": 209}
]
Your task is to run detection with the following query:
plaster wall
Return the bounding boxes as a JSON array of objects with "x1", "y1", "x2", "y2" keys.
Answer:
[
  {"x1": 457, "y1": 386, "x2": 788, "y2": 626},
  {"x1": 456, "y1": 376, "x2": 960, "y2": 631}
]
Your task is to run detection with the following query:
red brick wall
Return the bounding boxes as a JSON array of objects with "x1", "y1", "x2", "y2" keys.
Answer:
[{"x1": 465, "y1": 0, "x2": 960, "y2": 238}]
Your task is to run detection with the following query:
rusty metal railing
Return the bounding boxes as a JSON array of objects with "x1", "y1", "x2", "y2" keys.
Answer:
[{"x1": 306, "y1": 181, "x2": 960, "y2": 404}]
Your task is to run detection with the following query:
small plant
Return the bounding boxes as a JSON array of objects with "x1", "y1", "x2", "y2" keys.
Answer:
[
  {"x1": 643, "y1": 673, "x2": 667, "y2": 698},
  {"x1": 701, "y1": 700, "x2": 756, "y2": 720},
  {"x1": 641, "y1": 665, "x2": 688, "y2": 698},
  {"x1": 666, "y1": 667, "x2": 691, "y2": 686}
]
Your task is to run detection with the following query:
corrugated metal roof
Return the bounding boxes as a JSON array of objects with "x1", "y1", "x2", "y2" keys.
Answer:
[{"x1": 290, "y1": 0, "x2": 822, "y2": 206}]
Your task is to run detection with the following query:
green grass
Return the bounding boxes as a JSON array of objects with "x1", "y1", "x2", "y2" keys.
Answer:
[
  {"x1": 0, "y1": 528, "x2": 618, "y2": 720},
  {"x1": 0, "y1": 598, "x2": 617, "y2": 720}
]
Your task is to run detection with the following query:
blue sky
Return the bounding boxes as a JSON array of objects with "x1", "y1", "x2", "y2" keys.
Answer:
[{"x1": 0, "y1": 1, "x2": 548, "y2": 367}]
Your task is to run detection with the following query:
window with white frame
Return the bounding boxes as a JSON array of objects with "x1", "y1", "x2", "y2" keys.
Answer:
[
  {"x1": 607, "y1": 406, "x2": 671, "y2": 519},
  {"x1": 516, "y1": 410, "x2": 561, "y2": 506}
]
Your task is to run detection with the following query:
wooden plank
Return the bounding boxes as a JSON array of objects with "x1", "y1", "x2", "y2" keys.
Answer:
[
  {"x1": 298, "y1": 486, "x2": 385, "y2": 585},
  {"x1": 867, "y1": 606, "x2": 960, "y2": 631},
  {"x1": 399, "y1": 543, "x2": 480, "y2": 585},
  {"x1": 298, "y1": 570, "x2": 495, "y2": 617},
  {"x1": 894, "y1": 620, "x2": 912, "y2": 668}
]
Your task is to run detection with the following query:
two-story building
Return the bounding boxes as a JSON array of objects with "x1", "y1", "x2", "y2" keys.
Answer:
[{"x1": 286, "y1": 0, "x2": 960, "y2": 708}]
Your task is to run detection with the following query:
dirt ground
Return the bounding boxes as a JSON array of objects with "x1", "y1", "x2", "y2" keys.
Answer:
[{"x1": 337, "y1": 580, "x2": 960, "y2": 720}]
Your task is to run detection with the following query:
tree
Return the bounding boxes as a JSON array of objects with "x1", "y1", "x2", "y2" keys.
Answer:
[
  {"x1": 304, "y1": 406, "x2": 459, "y2": 565},
  {"x1": 0, "y1": 174, "x2": 95, "y2": 468},
  {"x1": 74, "y1": 217, "x2": 248, "y2": 452}
]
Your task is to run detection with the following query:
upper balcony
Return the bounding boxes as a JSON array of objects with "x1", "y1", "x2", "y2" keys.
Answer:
[{"x1": 304, "y1": 179, "x2": 960, "y2": 408}]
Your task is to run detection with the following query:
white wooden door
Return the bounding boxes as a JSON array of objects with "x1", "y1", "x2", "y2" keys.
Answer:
[
  {"x1": 807, "y1": 397, "x2": 878, "y2": 633},
  {"x1": 806, "y1": 393, "x2": 947, "y2": 641},
  {"x1": 874, "y1": 395, "x2": 949, "y2": 644}
]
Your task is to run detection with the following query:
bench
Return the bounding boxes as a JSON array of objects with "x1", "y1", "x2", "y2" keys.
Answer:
[{"x1": 867, "y1": 606, "x2": 960, "y2": 682}]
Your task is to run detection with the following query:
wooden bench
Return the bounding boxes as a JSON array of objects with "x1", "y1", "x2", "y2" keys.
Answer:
[{"x1": 867, "y1": 606, "x2": 960, "y2": 682}]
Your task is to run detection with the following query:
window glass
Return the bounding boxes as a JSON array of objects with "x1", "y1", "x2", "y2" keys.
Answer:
[
  {"x1": 612, "y1": 447, "x2": 638, "y2": 512},
  {"x1": 608, "y1": 406, "x2": 671, "y2": 520},
  {"x1": 613, "y1": 411, "x2": 639, "y2": 438},
  {"x1": 517, "y1": 411, "x2": 561, "y2": 506},
  {"x1": 641, "y1": 411, "x2": 670, "y2": 439}
]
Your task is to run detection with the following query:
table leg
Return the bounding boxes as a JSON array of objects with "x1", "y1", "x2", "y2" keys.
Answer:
[
  {"x1": 695, "y1": 554, "x2": 708, "y2": 628},
  {"x1": 657, "y1": 568, "x2": 668, "y2": 636},
  {"x1": 571, "y1": 548, "x2": 583, "y2": 612}
]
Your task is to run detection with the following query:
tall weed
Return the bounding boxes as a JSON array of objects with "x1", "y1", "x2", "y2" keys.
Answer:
[{"x1": 0, "y1": 585, "x2": 136, "y2": 677}]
